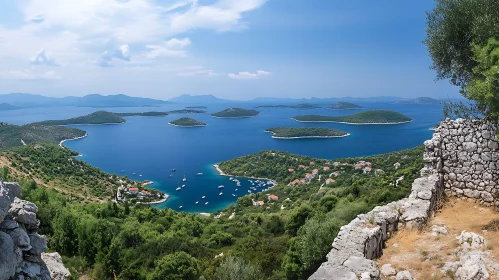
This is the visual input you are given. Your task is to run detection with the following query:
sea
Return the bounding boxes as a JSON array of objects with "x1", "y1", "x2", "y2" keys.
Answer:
[{"x1": 0, "y1": 102, "x2": 443, "y2": 213}]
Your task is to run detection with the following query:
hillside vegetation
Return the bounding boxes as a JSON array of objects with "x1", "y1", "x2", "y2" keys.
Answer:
[
  {"x1": 1, "y1": 145, "x2": 423, "y2": 279},
  {"x1": 265, "y1": 127, "x2": 348, "y2": 138},
  {"x1": 0, "y1": 123, "x2": 86, "y2": 151},
  {"x1": 328, "y1": 102, "x2": 363, "y2": 109},
  {"x1": 169, "y1": 117, "x2": 207, "y2": 127},
  {"x1": 34, "y1": 111, "x2": 126, "y2": 125},
  {"x1": 293, "y1": 110, "x2": 412, "y2": 124},
  {"x1": 211, "y1": 108, "x2": 260, "y2": 118}
]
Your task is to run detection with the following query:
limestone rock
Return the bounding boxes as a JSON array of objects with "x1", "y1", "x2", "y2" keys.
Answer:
[
  {"x1": 0, "y1": 216, "x2": 19, "y2": 230},
  {"x1": 3, "y1": 182, "x2": 21, "y2": 201},
  {"x1": 29, "y1": 233, "x2": 47, "y2": 255},
  {"x1": 0, "y1": 185, "x2": 11, "y2": 224},
  {"x1": 431, "y1": 224, "x2": 448, "y2": 236},
  {"x1": 0, "y1": 231, "x2": 18, "y2": 280},
  {"x1": 8, "y1": 227, "x2": 31, "y2": 250},
  {"x1": 8, "y1": 198, "x2": 40, "y2": 230},
  {"x1": 457, "y1": 231, "x2": 488, "y2": 250},
  {"x1": 380, "y1": 263, "x2": 396, "y2": 276},
  {"x1": 455, "y1": 251, "x2": 489, "y2": 280},
  {"x1": 343, "y1": 256, "x2": 379, "y2": 278},
  {"x1": 41, "y1": 253, "x2": 71, "y2": 280},
  {"x1": 395, "y1": 270, "x2": 413, "y2": 280}
]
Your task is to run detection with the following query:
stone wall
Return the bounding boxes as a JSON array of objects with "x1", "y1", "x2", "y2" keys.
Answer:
[
  {"x1": 424, "y1": 118, "x2": 499, "y2": 206},
  {"x1": 0, "y1": 178, "x2": 70, "y2": 280}
]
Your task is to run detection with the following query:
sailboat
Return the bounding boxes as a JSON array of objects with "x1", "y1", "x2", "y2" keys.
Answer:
[
  {"x1": 181, "y1": 184, "x2": 185, "y2": 188},
  {"x1": 219, "y1": 192, "x2": 223, "y2": 196},
  {"x1": 195, "y1": 201, "x2": 199, "y2": 205},
  {"x1": 183, "y1": 174, "x2": 187, "y2": 182},
  {"x1": 202, "y1": 196, "x2": 206, "y2": 199}
]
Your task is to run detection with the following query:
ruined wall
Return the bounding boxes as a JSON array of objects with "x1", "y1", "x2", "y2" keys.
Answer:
[
  {"x1": 0, "y1": 178, "x2": 70, "y2": 280},
  {"x1": 424, "y1": 118, "x2": 499, "y2": 206}
]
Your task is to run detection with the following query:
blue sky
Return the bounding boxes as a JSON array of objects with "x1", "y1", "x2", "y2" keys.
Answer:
[{"x1": 0, "y1": 0, "x2": 460, "y2": 100}]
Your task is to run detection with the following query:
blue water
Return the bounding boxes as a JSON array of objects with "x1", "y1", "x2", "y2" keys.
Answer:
[{"x1": 0, "y1": 102, "x2": 443, "y2": 213}]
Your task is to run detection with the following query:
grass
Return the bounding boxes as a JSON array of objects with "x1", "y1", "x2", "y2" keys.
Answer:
[{"x1": 376, "y1": 199, "x2": 499, "y2": 279}]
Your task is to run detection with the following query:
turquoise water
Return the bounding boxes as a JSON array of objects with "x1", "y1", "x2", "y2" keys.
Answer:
[{"x1": 0, "y1": 102, "x2": 442, "y2": 213}]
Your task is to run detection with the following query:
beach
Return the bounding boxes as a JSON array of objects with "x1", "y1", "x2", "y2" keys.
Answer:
[
  {"x1": 213, "y1": 164, "x2": 278, "y2": 186},
  {"x1": 59, "y1": 133, "x2": 88, "y2": 148}
]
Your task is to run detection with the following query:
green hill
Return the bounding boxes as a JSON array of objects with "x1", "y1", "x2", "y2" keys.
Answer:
[
  {"x1": 293, "y1": 110, "x2": 412, "y2": 124},
  {"x1": 0, "y1": 123, "x2": 86, "y2": 150},
  {"x1": 169, "y1": 117, "x2": 207, "y2": 127},
  {"x1": 211, "y1": 107, "x2": 260, "y2": 118},
  {"x1": 34, "y1": 111, "x2": 126, "y2": 125},
  {"x1": 328, "y1": 102, "x2": 363, "y2": 109},
  {"x1": 114, "y1": 111, "x2": 169, "y2": 117},
  {"x1": 265, "y1": 127, "x2": 348, "y2": 138}
]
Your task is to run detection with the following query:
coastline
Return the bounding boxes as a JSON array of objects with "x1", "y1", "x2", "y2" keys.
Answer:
[
  {"x1": 264, "y1": 130, "x2": 350, "y2": 139},
  {"x1": 213, "y1": 164, "x2": 278, "y2": 185},
  {"x1": 291, "y1": 118, "x2": 413, "y2": 125},
  {"x1": 57, "y1": 121, "x2": 127, "y2": 126},
  {"x1": 168, "y1": 123, "x2": 207, "y2": 127},
  {"x1": 59, "y1": 132, "x2": 88, "y2": 148},
  {"x1": 210, "y1": 115, "x2": 259, "y2": 119},
  {"x1": 140, "y1": 194, "x2": 169, "y2": 205},
  {"x1": 328, "y1": 108, "x2": 363, "y2": 110}
]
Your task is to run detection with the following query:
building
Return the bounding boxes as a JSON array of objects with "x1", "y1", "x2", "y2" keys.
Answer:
[
  {"x1": 312, "y1": 169, "x2": 319, "y2": 175},
  {"x1": 288, "y1": 168, "x2": 295, "y2": 172},
  {"x1": 253, "y1": 200, "x2": 265, "y2": 206},
  {"x1": 333, "y1": 162, "x2": 341, "y2": 167},
  {"x1": 331, "y1": 171, "x2": 341, "y2": 177},
  {"x1": 288, "y1": 179, "x2": 300, "y2": 186},
  {"x1": 363, "y1": 166, "x2": 372, "y2": 173},
  {"x1": 323, "y1": 166, "x2": 330, "y2": 171},
  {"x1": 299, "y1": 179, "x2": 306, "y2": 184},
  {"x1": 128, "y1": 187, "x2": 139, "y2": 195},
  {"x1": 310, "y1": 161, "x2": 315, "y2": 165},
  {"x1": 299, "y1": 165, "x2": 306, "y2": 169},
  {"x1": 305, "y1": 173, "x2": 313, "y2": 179},
  {"x1": 326, "y1": 178, "x2": 336, "y2": 185},
  {"x1": 394, "y1": 162, "x2": 401, "y2": 169},
  {"x1": 268, "y1": 195, "x2": 279, "y2": 201}
]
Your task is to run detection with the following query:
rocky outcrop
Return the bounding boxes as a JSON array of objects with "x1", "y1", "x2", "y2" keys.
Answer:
[
  {"x1": 0, "y1": 177, "x2": 70, "y2": 280},
  {"x1": 425, "y1": 118, "x2": 499, "y2": 206},
  {"x1": 309, "y1": 174, "x2": 442, "y2": 279}
]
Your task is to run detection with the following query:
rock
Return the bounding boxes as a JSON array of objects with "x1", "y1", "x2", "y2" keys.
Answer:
[
  {"x1": 440, "y1": 261, "x2": 460, "y2": 275},
  {"x1": 457, "y1": 231, "x2": 488, "y2": 250},
  {"x1": 8, "y1": 198, "x2": 40, "y2": 230},
  {"x1": 29, "y1": 233, "x2": 47, "y2": 255},
  {"x1": 0, "y1": 216, "x2": 19, "y2": 230},
  {"x1": 41, "y1": 253, "x2": 71, "y2": 280},
  {"x1": 431, "y1": 224, "x2": 448, "y2": 235},
  {"x1": 456, "y1": 251, "x2": 490, "y2": 280},
  {"x1": 8, "y1": 227, "x2": 31, "y2": 250},
  {"x1": 343, "y1": 256, "x2": 379, "y2": 278},
  {"x1": 396, "y1": 270, "x2": 413, "y2": 280},
  {"x1": 3, "y1": 182, "x2": 21, "y2": 201},
  {"x1": 380, "y1": 263, "x2": 396, "y2": 276},
  {"x1": 0, "y1": 185, "x2": 11, "y2": 224},
  {"x1": 20, "y1": 261, "x2": 41, "y2": 278},
  {"x1": 0, "y1": 231, "x2": 18, "y2": 280}
]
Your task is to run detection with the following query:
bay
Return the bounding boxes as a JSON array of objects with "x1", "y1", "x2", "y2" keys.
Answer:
[{"x1": 0, "y1": 102, "x2": 443, "y2": 213}]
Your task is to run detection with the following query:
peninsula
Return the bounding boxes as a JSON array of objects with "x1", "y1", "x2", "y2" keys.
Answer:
[
  {"x1": 115, "y1": 111, "x2": 169, "y2": 117},
  {"x1": 293, "y1": 110, "x2": 412, "y2": 124},
  {"x1": 256, "y1": 103, "x2": 321, "y2": 109},
  {"x1": 211, "y1": 107, "x2": 260, "y2": 118},
  {"x1": 328, "y1": 102, "x2": 363, "y2": 110},
  {"x1": 396, "y1": 97, "x2": 442, "y2": 104},
  {"x1": 168, "y1": 109, "x2": 206, "y2": 114},
  {"x1": 265, "y1": 127, "x2": 349, "y2": 139},
  {"x1": 186, "y1": 106, "x2": 207, "y2": 109},
  {"x1": 34, "y1": 111, "x2": 126, "y2": 125},
  {"x1": 168, "y1": 117, "x2": 207, "y2": 127},
  {"x1": 0, "y1": 122, "x2": 86, "y2": 151}
]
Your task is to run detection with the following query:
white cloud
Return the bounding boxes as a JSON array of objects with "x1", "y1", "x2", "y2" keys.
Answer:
[
  {"x1": 1, "y1": 69, "x2": 61, "y2": 80},
  {"x1": 145, "y1": 38, "x2": 191, "y2": 59},
  {"x1": 30, "y1": 49, "x2": 59, "y2": 66},
  {"x1": 228, "y1": 70, "x2": 271, "y2": 80},
  {"x1": 98, "y1": 44, "x2": 131, "y2": 67}
]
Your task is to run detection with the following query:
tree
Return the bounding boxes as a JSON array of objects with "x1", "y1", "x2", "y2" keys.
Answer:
[
  {"x1": 151, "y1": 252, "x2": 201, "y2": 280},
  {"x1": 214, "y1": 256, "x2": 264, "y2": 280}
]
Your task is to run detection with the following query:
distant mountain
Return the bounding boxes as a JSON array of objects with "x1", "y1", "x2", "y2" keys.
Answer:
[
  {"x1": 0, "y1": 93, "x2": 168, "y2": 108},
  {"x1": 328, "y1": 102, "x2": 363, "y2": 110},
  {"x1": 396, "y1": 97, "x2": 442, "y2": 104},
  {"x1": 169, "y1": 94, "x2": 232, "y2": 104},
  {"x1": 0, "y1": 103, "x2": 21, "y2": 111},
  {"x1": 251, "y1": 96, "x2": 405, "y2": 104},
  {"x1": 34, "y1": 111, "x2": 126, "y2": 125}
]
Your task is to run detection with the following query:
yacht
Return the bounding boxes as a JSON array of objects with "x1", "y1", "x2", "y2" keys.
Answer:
[
  {"x1": 229, "y1": 177, "x2": 234, "y2": 180},
  {"x1": 205, "y1": 202, "x2": 209, "y2": 205},
  {"x1": 183, "y1": 175, "x2": 187, "y2": 182},
  {"x1": 248, "y1": 190, "x2": 252, "y2": 193},
  {"x1": 202, "y1": 196, "x2": 206, "y2": 199},
  {"x1": 235, "y1": 189, "x2": 238, "y2": 191},
  {"x1": 182, "y1": 184, "x2": 185, "y2": 188},
  {"x1": 176, "y1": 187, "x2": 181, "y2": 191},
  {"x1": 232, "y1": 194, "x2": 236, "y2": 197},
  {"x1": 195, "y1": 201, "x2": 199, "y2": 205},
  {"x1": 219, "y1": 192, "x2": 223, "y2": 196},
  {"x1": 139, "y1": 174, "x2": 142, "y2": 177},
  {"x1": 179, "y1": 206, "x2": 183, "y2": 209},
  {"x1": 218, "y1": 185, "x2": 224, "y2": 189},
  {"x1": 171, "y1": 168, "x2": 176, "y2": 172},
  {"x1": 169, "y1": 174, "x2": 173, "y2": 177},
  {"x1": 197, "y1": 173, "x2": 203, "y2": 176}
]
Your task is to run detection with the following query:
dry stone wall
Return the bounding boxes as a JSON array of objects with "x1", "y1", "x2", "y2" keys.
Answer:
[
  {"x1": 424, "y1": 118, "x2": 499, "y2": 206},
  {"x1": 0, "y1": 177, "x2": 70, "y2": 280}
]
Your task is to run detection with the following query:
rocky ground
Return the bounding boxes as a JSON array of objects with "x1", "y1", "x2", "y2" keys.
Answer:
[{"x1": 377, "y1": 199, "x2": 499, "y2": 280}]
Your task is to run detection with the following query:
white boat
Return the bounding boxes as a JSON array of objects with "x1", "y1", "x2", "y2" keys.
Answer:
[
  {"x1": 176, "y1": 187, "x2": 181, "y2": 191},
  {"x1": 182, "y1": 185, "x2": 185, "y2": 188},
  {"x1": 179, "y1": 206, "x2": 183, "y2": 209},
  {"x1": 232, "y1": 194, "x2": 236, "y2": 197},
  {"x1": 219, "y1": 192, "x2": 223, "y2": 196},
  {"x1": 183, "y1": 174, "x2": 187, "y2": 182},
  {"x1": 202, "y1": 196, "x2": 206, "y2": 199},
  {"x1": 195, "y1": 201, "x2": 199, "y2": 205},
  {"x1": 205, "y1": 202, "x2": 209, "y2": 205},
  {"x1": 139, "y1": 174, "x2": 142, "y2": 177},
  {"x1": 218, "y1": 185, "x2": 224, "y2": 189},
  {"x1": 197, "y1": 173, "x2": 203, "y2": 176},
  {"x1": 248, "y1": 190, "x2": 252, "y2": 193},
  {"x1": 235, "y1": 189, "x2": 238, "y2": 191},
  {"x1": 229, "y1": 177, "x2": 234, "y2": 180},
  {"x1": 236, "y1": 182, "x2": 241, "y2": 187}
]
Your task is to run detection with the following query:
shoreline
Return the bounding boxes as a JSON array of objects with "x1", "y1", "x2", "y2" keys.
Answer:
[
  {"x1": 264, "y1": 130, "x2": 350, "y2": 139},
  {"x1": 57, "y1": 121, "x2": 127, "y2": 127},
  {"x1": 291, "y1": 118, "x2": 413, "y2": 125},
  {"x1": 210, "y1": 115, "x2": 259, "y2": 119},
  {"x1": 140, "y1": 194, "x2": 169, "y2": 205},
  {"x1": 59, "y1": 132, "x2": 88, "y2": 148},
  {"x1": 328, "y1": 108, "x2": 363, "y2": 110},
  {"x1": 213, "y1": 164, "x2": 278, "y2": 185},
  {"x1": 168, "y1": 123, "x2": 207, "y2": 127}
]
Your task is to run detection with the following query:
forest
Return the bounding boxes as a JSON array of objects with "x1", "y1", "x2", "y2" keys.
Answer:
[
  {"x1": 1, "y1": 144, "x2": 423, "y2": 279},
  {"x1": 34, "y1": 111, "x2": 126, "y2": 125},
  {"x1": 264, "y1": 127, "x2": 348, "y2": 138},
  {"x1": 211, "y1": 108, "x2": 260, "y2": 118},
  {"x1": 169, "y1": 117, "x2": 207, "y2": 127}
]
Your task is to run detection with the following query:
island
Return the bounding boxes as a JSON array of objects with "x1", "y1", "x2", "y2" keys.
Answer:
[
  {"x1": 396, "y1": 97, "x2": 442, "y2": 104},
  {"x1": 211, "y1": 107, "x2": 260, "y2": 118},
  {"x1": 0, "y1": 122, "x2": 87, "y2": 150},
  {"x1": 328, "y1": 102, "x2": 363, "y2": 110},
  {"x1": 168, "y1": 109, "x2": 206, "y2": 114},
  {"x1": 114, "y1": 111, "x2": 169, "y2": 117},
  {"x1": 168, "y1": 117, "x2": 207, "y2": 127},
  {"x1": 265, "y1": 127, "x2": 349, "y2": 139},
  {"x1": 33, "y1": 111, "x2": 126, "y2": 125},
  {"x1": 186, "y1": 106, "x2": 207, "y2": 109},
  {"x1": 293, "y1": 110, "x2": 413, "y2": 124},
  {"x1": 0, "y1": 103, "x2": 21, "y2": 111},
  {"x1": 256, "y1": 103, "x2": 321, "y2": 109}
]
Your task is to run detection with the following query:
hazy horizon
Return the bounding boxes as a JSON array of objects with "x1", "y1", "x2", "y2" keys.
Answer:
[{"x1": 0, "y1": 0, "x2": 461, "y2": 100}]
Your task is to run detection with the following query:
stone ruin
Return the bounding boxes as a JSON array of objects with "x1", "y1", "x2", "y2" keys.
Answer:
[
  {"x1": 0, "y1": 177, "x2": 70, "y2": 280},
  {"x1": 309, "y1": 118, "x2": 499, "y2": 279}
]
